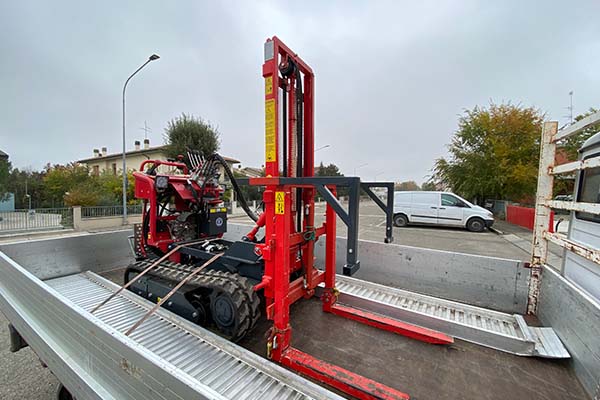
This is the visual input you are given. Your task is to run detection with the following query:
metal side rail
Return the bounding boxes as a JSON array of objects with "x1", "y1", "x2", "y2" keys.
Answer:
[
  {"x1": 326, "y1": 275, "x2": 570, "y2": 358},
  {"x1": 46, "y1": 272, "x2": 344, "y2": 400}
]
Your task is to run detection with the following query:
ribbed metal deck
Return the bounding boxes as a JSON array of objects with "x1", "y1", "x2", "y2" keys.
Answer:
[
  {"x1": 46, "y1": 272, "x2": 343, "y2": 400},
  {"x1": 331, "y1": 275, "x2": 570, "y2": 358}
]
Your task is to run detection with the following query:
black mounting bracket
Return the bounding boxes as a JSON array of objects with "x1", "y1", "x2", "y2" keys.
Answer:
[{"x1": 238, "y1": 176, "x2": 395, "y2": 276}]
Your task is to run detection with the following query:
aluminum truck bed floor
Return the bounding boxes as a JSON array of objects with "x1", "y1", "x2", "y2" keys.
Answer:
[
  {"x1": 329, "y1": 275, "x2": 570, "y2": 358},
  {"x1": 46, "y1": 272, "x2": 344, "y2": 400},
  {"x1": 96, "y1": 268, "x2": 588, "y2": 400},
  {"x1": 239, "y1": 297, "x2": 589, "y2": 400}
]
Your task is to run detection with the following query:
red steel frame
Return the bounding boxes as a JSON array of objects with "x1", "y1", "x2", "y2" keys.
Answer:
[{"x1": 249, "y1": 36, "x2": 451, "y2": 400}]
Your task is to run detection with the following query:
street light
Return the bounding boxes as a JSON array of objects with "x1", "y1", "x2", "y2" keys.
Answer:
[
  {"x1": 374, "y1": 171, "x2": 385, "y2": 181},
  {"x1": 122, "y1": 54, "x2": 160, "y2": 224},
  {"x1": 314, "y1": 144, "x2": 331, "y2": 153},
  {"x1": 353, "y1": 162, "x2": 368, "y2": 176}
]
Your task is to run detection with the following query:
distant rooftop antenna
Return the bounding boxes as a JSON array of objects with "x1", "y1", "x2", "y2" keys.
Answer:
[
  {"x1": 564, "y1": 91, "x2": 574, "y2": 125},
  {"x1": 139, "y1": 121, "x2": 152, "y2": 140}
]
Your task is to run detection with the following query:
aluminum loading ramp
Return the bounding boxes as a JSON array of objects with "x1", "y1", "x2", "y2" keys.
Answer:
[
  {"x1": 328, "y1": 275, "x2": 570, "y2": 359},
  {"x1": 46, "y1": 272, "x2": 344, "y2": 400}
]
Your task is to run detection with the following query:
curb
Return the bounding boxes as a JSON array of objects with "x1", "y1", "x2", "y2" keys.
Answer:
[
  {"x1": 0, "y1": 228, "x2": 75, "y2": 240},
  {"x1": 489, "y1": 227, "x2": 504, "y2": 235}
]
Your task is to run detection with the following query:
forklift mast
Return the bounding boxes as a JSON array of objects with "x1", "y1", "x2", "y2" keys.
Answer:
[{"x1": 244, "y1": 37, "x2": 449, "y2": 400}]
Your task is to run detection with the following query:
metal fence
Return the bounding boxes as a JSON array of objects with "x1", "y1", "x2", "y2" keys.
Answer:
[
  {"x1": 0, "y1": 208, "x2": 73, "y2": 233},
  {"x1": 81, "y1": 205, "x2": 143, "y2": 219}
]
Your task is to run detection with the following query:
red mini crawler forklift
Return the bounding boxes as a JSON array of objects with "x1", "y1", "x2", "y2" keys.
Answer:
[{"x1": 125, "y1": 36, "x2": 453, "y2": 399}]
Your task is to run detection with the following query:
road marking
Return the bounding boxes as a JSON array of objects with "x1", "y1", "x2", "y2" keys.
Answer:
[{"x1": 376, "y1": 219, "x2": 386, "y2": 227}]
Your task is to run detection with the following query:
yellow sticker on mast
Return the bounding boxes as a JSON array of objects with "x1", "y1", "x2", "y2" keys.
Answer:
[
  {"x1": 265, "y1": 76, "x2": 273, "y2": 95},
  {"x1": 275, "y1": 191, "x2": 285, "y2": 214},
  {"x1": 265, "y1": 98, "x2": 276, "y2": 162}
]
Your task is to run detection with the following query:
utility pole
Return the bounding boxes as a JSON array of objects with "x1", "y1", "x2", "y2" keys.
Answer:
[
  {"x1": 354, "y1": 163, "x2": 368, "y2": 176},
  {"x1": 25, "y1": 178, "x2": 31, "y2": 210}
]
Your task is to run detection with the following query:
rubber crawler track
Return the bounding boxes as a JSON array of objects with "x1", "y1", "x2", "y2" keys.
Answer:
[{"x1": 125, "y1": 260, "x2": 260, "y2": 341}]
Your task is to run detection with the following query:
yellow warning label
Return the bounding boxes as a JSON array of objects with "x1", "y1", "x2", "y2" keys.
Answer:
[
  {"x1": 265, "y1": 98, "x2": 276, "y2": 162},
  {"x1": 157, "y1": 297, "x2": 162, "y2": 303},
  {"x1": 275, "y1": 191, "x2": 285, "y2": 214},
  {"x1": 265, "y1": 76, "x2": 273, "y2": 95}
]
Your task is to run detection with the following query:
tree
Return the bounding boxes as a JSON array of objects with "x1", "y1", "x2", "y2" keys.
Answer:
[
  {"x1": 431, "y1": 102, "x2": 543, "y2": 203},
  {"x1": 420, "y1": 181, "x2": 438, "y2": 191},
  {"x1": 164, "y1": 113, "x2": 220, "y2": 165},
  {"x1": 316, "y1": 162, "x2": 343, "y2": 177},
  {"x1": 316, "y1": 162, "x2": 347, "y2": 196},
  {"x1": 63, "y1": 183, "x2": 101, "y2": 206},
  {"x1": 0, "y1": 158, "x2": 11, "y2": 201},
  {"x1": 560, "y1": 108, "x2": 600, "y2": 161},
  {"x1": 7, "y1": 168, "x2": 46, "y2": 208},
  {"x1": 395, "y1": 181, "x2": 420, "y2": 191},
  {"x1": 552, "y1": 108, "x2": 600, "y2": 196},
  {"x1": 43, "y1": 163, "x2": 92, "y2": 206}
]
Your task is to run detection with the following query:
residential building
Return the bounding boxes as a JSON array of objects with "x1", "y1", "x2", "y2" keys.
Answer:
[
  {"x1": 76, "y1": 139, "x2": 240, "y2": 182},
  {"x1": 236, "y1": 166, "x2": 264, "y2": 178}
]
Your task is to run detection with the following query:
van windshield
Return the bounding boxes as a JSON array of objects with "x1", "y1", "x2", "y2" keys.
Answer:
[
  {"x1": 441, "y1": 194, "x2": 468, "y2": 207},
  {"x1": 576, "y1": 165, "x2": 600, "y2": 223}
]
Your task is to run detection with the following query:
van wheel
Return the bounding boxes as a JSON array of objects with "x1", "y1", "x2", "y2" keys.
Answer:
[
  {"x1": 467, "y1": 218, "x2": 485, "y2": 232},
  {"x1": 393, "y1": 214, "x2": 408, "y2": 227}
]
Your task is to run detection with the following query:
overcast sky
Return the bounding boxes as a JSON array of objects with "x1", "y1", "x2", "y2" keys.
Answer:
[{"x1": 1, "y1": 1, "x2": 599, "y2": 183}]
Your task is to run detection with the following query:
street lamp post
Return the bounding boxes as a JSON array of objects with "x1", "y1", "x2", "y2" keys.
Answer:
[
  {"x1": 122, "y1": 54, "x2": 160, "y2": 224},
  {"x1": 314, "y1": 144, "x2": 331, "y2": 153},
  {"x1": 353, "y1": 162, "x2": 368, "y2": 176}
]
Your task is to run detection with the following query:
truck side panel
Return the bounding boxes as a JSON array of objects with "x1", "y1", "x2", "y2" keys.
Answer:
[
  {"x1": 226, "y1": 224, "x2": 530, "y2": 314},
  {"x1": 0, "y1": 251, "x2": 222, "y2": 400},
  {"x1": 538, "y1": 266, "x2": 600, "y2": 398},
  {"x1": 0, "y1": 230, "x2": 131, "y2": 280}
]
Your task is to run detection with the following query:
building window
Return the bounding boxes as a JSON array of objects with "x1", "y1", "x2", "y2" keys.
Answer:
[
  {"x1": 92, "y1": 165, "x2": 100, "y2": 176},
  {"x1": 112, "y1": 163, "x2": 117, "y2": 175}
]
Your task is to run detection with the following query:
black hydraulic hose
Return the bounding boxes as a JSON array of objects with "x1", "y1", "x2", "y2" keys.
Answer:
[
  {"x1": 295, "y1": 67, "x2": 304, "y2": 233},
  {"x1": 210, "y1": 153, "x2": 259, "y2": 222},
  {"x1": 295, "y1": 67, "x2": 303, "y2": 179},
  {"x1": 282, "y1": 81, "x2": 288, "y2": 177}
]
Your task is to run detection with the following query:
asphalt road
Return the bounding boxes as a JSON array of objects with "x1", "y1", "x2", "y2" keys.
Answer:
[
  {"x1": 0, "y1": 318, "x2": 58, "y2": 399},
  {"x1": 353, "y1": 204, "x2": 530, "y2": 260},
  {"x1": 233, "y1": 201, "x2": 532, "y2": 261},
  {"x1": 0, "y1": 203, "x2": 531, "y2": 399}
]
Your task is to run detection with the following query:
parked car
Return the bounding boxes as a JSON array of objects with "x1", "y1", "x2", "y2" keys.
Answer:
[
  {"x1": 553, "y1": 194, "x2": 573, "y2": 215},
  {"x1": 553, "y1": 194, "x2": 573, "y2": 201},
  {"x1": 393, "y1": 191, "x2": 494, "y2": 232}
]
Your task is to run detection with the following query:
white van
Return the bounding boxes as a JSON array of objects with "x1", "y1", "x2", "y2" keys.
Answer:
[{"x1": 393, "y1": 191, "x2": 494, "y2": 232}]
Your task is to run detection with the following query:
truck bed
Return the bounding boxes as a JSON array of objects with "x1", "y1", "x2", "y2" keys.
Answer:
[
  {"x1": 0, "y1": 230, "x2": 596, "y2": 399},
  {"x1": 47, "y1": 271, "x2": 340, "y2": 399},
  {"x1": 99, "y1": 267, "x2": 587, "y2": 400}
]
